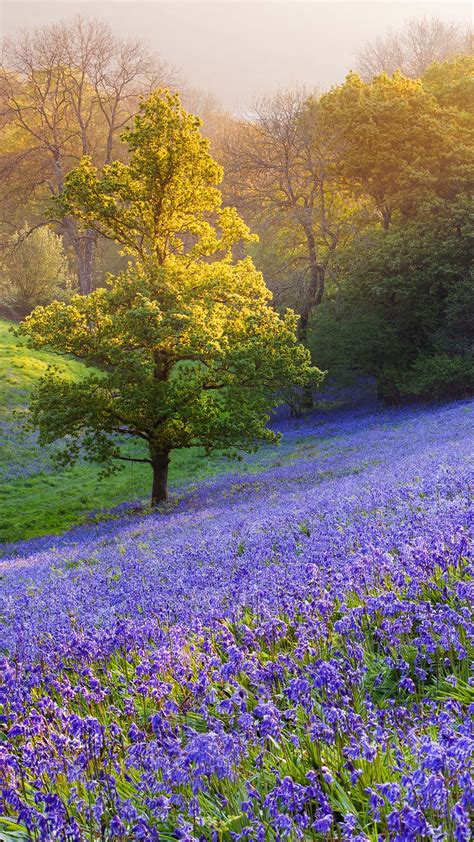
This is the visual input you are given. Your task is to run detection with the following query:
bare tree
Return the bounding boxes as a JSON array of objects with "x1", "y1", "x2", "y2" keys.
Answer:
[
  {"x1": 223, "y1": 89, "x2": 359, "y2": 346},
  {"x1": 222, "y1": 90, "x2": 367, "y2": 411},
  {"x1": 0, "y1": 17, "x2": 175, "y2": 294},
  {"x1": 358, "y1": 17, "x2": 473, "y2": 80}
]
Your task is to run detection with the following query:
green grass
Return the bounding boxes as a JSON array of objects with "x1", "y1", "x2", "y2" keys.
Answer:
[
  {"x1": 0, "y1": 455, "x2": 226, "y2": 544},
  {"x1": 0, "y1": 320, "x2": 348, "y2": 544},
  {"x1": 0, "y1": 320, "x2": 249, "y2": 543}
]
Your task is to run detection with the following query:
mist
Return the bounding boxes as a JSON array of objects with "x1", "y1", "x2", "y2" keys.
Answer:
[{"x1": 1, "y1": 0, "x2": 471, "y2": 110}]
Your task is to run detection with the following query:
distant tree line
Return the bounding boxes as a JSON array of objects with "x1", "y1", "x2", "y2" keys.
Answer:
[
  {"x1": 357, "y1": 16, "x2": 472, "y2": 80},
  {"x1": 222, "y1": 53, "x2": 473, "y2": 404}
]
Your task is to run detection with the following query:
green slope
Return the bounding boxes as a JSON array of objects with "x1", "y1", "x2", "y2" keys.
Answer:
[
  {"x1": 0, "y1": 320, "x2": 236, "y2": 543},
  {"x1": 0, "y1": 320, "x2": 342, "y2": 544}
]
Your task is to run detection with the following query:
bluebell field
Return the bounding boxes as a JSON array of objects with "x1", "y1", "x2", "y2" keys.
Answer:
[{"x1": 0, "y1": 400, "x2": 473, "y2": 841}]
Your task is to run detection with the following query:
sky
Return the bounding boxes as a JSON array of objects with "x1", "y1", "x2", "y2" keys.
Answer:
[{"x1": 0, "y1": 1, "x2": 471, "y2": 110}]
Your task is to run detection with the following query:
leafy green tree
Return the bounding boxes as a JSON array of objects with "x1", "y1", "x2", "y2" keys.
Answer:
[
  {"x1": 310, "y1": 196, "x2": 473, "y2": 402},
  {"x1": 422, "y1": 54, "x2": 474, "y2": 112},
  {"x1": 0, "y1": 224, "x2": 73, "y2": 318},
  {"x1": 20, "y1": 91, "x2": 318, "y2": 504},
  {"x1": 20, "y1": 261, "x2": 316, "y2": 505},
  {"x1": 320, "y1": 71, "x2": 470, "y2": 228}
]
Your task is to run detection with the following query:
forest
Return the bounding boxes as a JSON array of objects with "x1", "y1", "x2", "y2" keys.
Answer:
[
  {"x1": 1, "y1": 16, "x2": 472, "y2": 415},
  {"x1": 0, "y1": 10, "x2": 473, "y2": 842}
]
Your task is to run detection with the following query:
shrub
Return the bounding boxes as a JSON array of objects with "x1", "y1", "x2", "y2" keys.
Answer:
[
  {"x1": 0, "y1": 224, "x2": 74, "y2": 319},
  {"x1": 379, "y1": 353, "x2": 474, "y2": 403}
]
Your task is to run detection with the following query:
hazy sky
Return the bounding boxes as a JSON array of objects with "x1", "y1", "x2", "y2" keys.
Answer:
[{"x1": 1, "y1": 1, "x2": 471, "y2": 110}]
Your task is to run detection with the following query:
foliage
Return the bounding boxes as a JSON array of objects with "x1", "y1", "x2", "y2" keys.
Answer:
[
  {"x1": 0, "y1": 224, "x2": 73, "y2": 318},
  {"x1": 0, "y1": 399, "x2": 472, "y2": 840},
  {"x1": 20, "y1": 92, "x2": 317, "y2": 503},
  {"x1": 320, "y1": 70, "x2": 471, "y2": 228},
  {"x1": 379, "y1": 353, "x2": 474, "y2": 403},
  {"x1": 54, "y1": 90, "x2": 252, "y2": 264},
  {"x1": 310, "y1": 197, "x2": 474, "y2": 401},
  {"x1": 422, "y1": 54, "x2": 474, "y2": 112},
  {"x1": 308, "y1": 66, "x2": 473, "y2": 403}
]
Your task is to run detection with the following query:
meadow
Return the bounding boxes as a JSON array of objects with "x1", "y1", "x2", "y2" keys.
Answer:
[
  {"x1": 0, "y1": 319, "x2": 367, "y2": 545},
  {"x1": 1, "y1": 397, "x2": 472, "y2": 841},
  {"x1": 0, "y1": 320, "x2": 252, "y2": 543},
  {"x1": 0, "y1": 11, "x2": 473, "y2": 842}
]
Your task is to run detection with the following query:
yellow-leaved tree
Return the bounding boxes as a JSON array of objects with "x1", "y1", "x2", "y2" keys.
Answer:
[
  {"x1": 19, "y1": 91, "x2": 320, "y2": 504},
  {"x1": 320, "y1": 71, "x2": 470, "y2": 228}
]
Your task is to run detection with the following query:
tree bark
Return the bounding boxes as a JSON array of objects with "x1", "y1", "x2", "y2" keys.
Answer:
[
  {"x1": 151, "y1": 451, "x2": 170, "y2": 505},
  {"x1": 297, "y1": 230, "x2": 325, "y2": 412},
  {"x1": 62, "y1": 218, "x2": 96, "y2": 295},
  {"x1": 75, "y1": 229, "x2": 96, "y2": 295},
  {"x1": 298, "y1": 225, "x2": 325, "y2": 346},
  {"x1": 381, "y1": 205, "x2": 392, "y2": 230}
]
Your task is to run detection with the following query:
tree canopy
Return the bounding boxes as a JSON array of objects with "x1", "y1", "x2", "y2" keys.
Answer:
[
  {"x1": 320, "y1": 70, "x2": 470, "y2": 228},
  {"x1": 55, "y1": 90, "x2": 251, "y2": 265},
  {"x1": 0, "y1": 17, "x2": 173, "y2": 292}
]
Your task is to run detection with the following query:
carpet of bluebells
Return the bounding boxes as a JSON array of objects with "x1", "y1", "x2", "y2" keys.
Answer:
[{"x1": 0, "y1": 400, "x2": 473, "y2": 841}]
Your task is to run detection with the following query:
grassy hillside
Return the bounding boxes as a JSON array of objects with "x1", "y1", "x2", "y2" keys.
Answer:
[
  {"x1": 0, "y1": 320, "x2": 379, "y2": 544},
  {"x1": 0, "y1": 320, "x2": 246, "y2": 542}
]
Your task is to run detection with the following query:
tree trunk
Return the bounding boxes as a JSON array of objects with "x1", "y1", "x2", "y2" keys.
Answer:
[
  {"x1": 75, "y1": 229, "x2": 96, "y2": 295},
  {"x1": 381, "y1": 205, "x2": 392, "y2": 230},
  {"x1": 298, "y1": 228, "x2": 325, "y2": 411},
  {"x1": 151, "y1": 451, "x2": 170, "y2": 506},
  {"x1": 53, "y1": 158, "x2": 95, "y2": 296},
  {"x1": 298, "y1": 226, "x2": 325, "y2": 346},
  {"x1": 62, "y1": 218, "x2": 96, "y2": 295}
]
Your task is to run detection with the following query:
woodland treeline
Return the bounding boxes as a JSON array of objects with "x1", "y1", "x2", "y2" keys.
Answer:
[{"x1": 1, "y1": 16, "x2": 473, "y2": 405}]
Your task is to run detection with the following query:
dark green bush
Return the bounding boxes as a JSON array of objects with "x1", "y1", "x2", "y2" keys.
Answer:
[{"x1": 379, "y1": 353, "x2": 474, "y2": 403}]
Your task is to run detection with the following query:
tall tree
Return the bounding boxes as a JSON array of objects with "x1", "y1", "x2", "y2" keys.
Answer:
[
  {"x1": 222, "y1": 90, "x2": 362, "y2": 348},
  {"x1": 320, "y1": 71, "x2": 471, "y2": 230},
  {"x1": 19, "y1": 91, "x2": 318, "y2": 503},
  {"x1": 0, "y1": 17, "x2": 174, "y2": 293},
  {"x1": 357, "y1": 16, "x2": 472, "y2": 80}
]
